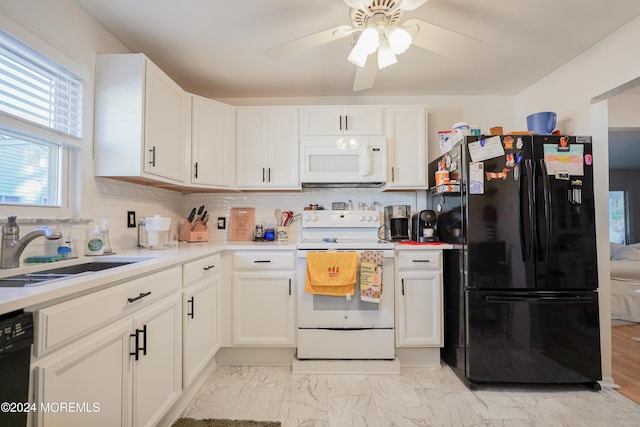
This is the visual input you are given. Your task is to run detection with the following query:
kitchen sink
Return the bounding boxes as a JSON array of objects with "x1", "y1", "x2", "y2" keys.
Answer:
[{"x1": 0, "y1": 260, "x2": 146, "y2": 288}]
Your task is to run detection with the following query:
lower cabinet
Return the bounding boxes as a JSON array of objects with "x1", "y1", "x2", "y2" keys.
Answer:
[
  {"x1": 33, "y1": 271, "x2": 182, "y2": 427},
  {"x1": 231, "y1": 251, "x2": 295, "y2": 346},
  {"x1": 183, "y1": 264, "x2": 219, "y2": 387},
  {"x1": 396, "y1": 250, "x2": 444, "y2": 347}
]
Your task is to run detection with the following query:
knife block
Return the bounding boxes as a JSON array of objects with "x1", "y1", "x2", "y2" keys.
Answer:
[{"x1": 178, "y1": 219, "x2": 208, "y2": 242}]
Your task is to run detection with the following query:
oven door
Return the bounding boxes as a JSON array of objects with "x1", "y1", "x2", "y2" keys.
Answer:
[{"x1": 296, "y1": 249, "x2": 395, "y2": 328}]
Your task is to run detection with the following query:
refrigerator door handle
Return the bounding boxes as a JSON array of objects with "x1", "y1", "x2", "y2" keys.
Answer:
[
  {"x1": 520, "y1": 159, "x2": 535, "y2": 262},
  {"x1": 539, "y1": 160, "x2": 552, "y2": 261},
  {"x1": 485, "y1": 295, "x2": 594, "y2": 304}
]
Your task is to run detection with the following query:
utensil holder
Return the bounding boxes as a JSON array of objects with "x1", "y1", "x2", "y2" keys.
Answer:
[{"x1": 179, "y1": 219, "x2": 208, "y2": 242}]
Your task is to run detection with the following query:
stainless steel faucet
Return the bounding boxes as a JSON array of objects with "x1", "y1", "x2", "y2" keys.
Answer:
[{"x1": 1, "y1": 216, "x2": 63, "y2": 269}]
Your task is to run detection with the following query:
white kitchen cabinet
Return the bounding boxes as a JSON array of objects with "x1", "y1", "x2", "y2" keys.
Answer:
[
  {"x1": 94, "y1": 53, "x2": 188, "y2": 185},
  {"x1": 396, "y1": 250, "x2": 444, "y2": 347},
  {"x1": 133, "y1": 294, "x2": 182, "y2": 427},
  {"x1": 235, "y1": 107, "x2": 299, "y2": 189},
  {"x1": 182, "y1": 254, "x2": 220, "y2": 388},
  {"x1": 385, "y1": 106, "x2": 428, "y2": 189},
  {"x1": 33, "y1": 267, "x2": 182, "y2": 427},
  {"x1": 301, "y1": 106, "x2": 384, "y2": 136},
  {"x1": 34, "y1": 319, "x2": 132, "y2": 427},
  {"x1": 231, "y1": 251, "x2": 295, "y2": 346},
  {"x1": 190, "y1": 94, "x2": 235, "y2": 188}
]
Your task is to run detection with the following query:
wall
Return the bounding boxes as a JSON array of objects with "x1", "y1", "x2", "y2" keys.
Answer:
[{"x1": 516, "y1": 15, "x2": 640, "y2": 386}]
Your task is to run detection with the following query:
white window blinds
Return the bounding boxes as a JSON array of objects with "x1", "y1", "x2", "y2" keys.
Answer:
[{"x1": 0, "y1": 29, "x2": 83, "y2": 138}]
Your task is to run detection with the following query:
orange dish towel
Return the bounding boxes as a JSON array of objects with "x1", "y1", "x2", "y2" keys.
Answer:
[
  {"x1": 305, "y1": 251, "x2": 358, "y2": 296},
  {"x1": 360, "y1": 251, "x2": 384, "y2": 303}
]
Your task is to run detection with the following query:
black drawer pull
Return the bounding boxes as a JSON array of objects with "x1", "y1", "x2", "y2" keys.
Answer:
[
  {"x1": 187, "y1": 296, "x2": 195, "y2": 319},
  {"x1": 127, "y1": 291, "x2": 151, "y2": 303},
  {"x1": 129, "y1": 325, "x2": 147, "y2": 360},
  {"x1": 203, "y1": 265, "x2": 216, "y2": 271},
  {"x1": 253, "y1": 260, "x2": 272, "y2": 263},
  {"x1": 412, "y1": 259, "x2": 430, "y2": 263}
]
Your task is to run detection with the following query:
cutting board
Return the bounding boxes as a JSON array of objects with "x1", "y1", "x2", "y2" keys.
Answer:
[{"x1": 229, "y1": 207, "x2": 255, "y2": 241}]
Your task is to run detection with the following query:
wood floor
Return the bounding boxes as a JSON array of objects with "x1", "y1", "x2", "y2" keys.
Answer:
[{"x1": 612, "y1": 323, "x2": 640, "y2": 404}]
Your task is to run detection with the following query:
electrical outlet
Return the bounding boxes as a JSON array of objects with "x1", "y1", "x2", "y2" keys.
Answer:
[
  {"x1": 127, "y1": 211, "x2": 136, "y2": 228},
  {"x1": 217, "y1": 217, "x2": 226, "y2": 230}
]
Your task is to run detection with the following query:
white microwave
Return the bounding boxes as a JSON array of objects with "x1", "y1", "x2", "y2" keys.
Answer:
[{"x1": 300, "y1": 136, "x2": 387, "y2": 185}]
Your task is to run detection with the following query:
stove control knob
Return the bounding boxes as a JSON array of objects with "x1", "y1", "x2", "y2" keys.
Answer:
[
  {"x1": 359, "y1": 215, "x2": 365, "y2": 221},
  {"x1": 311, "y1": 214, "x2": 319, "y2": 222}
]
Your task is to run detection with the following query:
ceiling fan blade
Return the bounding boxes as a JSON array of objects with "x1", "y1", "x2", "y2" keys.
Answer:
[
  {"x1": 403, "y1": 18, "x2": 482, "y2": 57},
  {"x1": 263, "y1": 25, "x2": 356, "y2": 60},
  {"x1": 353, "y1": 59, "x2": 377, "y2": 92},
  {"x1": 398, "y1": 0, "x2": 430, "y2": 11}
]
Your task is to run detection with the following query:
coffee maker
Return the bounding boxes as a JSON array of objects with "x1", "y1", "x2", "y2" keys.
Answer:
[
  {"x1": 384, "y1": 205, "x2": 410, "y2": 241},
  {"x1": 411, "y1": 210, "x2": 437, "y2": 242}
]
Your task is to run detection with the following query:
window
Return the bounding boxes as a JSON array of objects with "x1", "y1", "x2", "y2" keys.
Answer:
[
  {"x1": 609, "y1": 190, "x2": 627, "y2": 244},
  {"x1": 0, "y1": 28, "x2": 82, "y2": 208}
]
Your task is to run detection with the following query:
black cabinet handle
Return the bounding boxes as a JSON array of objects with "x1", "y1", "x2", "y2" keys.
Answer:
[
  {"x1": 194, "y1": 162, "x2": 198, "y2": 179},
  {"x1": 401, "y1": 278, "x2": 405, "y2": 296},
  {"x1": 129, "y1": 325, "x2": 147, "y2": 360},
  {"x1": 253, "y1": 260, "x2": 272, "y2": 263},
  {"x1": 339, "y1": 115, "x2": 342, "y2": 131},
  {"x1": 203, "y1": 265, "x2": 216, "y2": 271},
  {"x1": 412, "y1": 259, "x2": 430, "y2": 263},
  {"x1": 288, "y1": 278, "x2": 292, "y2": 296},
  {"x1": 149, "y1": 146, "x2": 156, "y2": 167},
  {"x1": 187, "y1": 296, "x2": 195, "y2": 319},
  {"x1": 268, "y1": 168, "x2": 271, "y2": 182},
  {"x1": 262, "y1": 167, "x2": 266, "y2": 182},
  {"x1": 345, "y1": 114, "x2": 348, "y2": 130},
  {"x1": 127, "y1": 291, "x2": 151, "y2": 303},
  {"x1": 391, "y1": 167, "x2": 395, "y2": 182}
]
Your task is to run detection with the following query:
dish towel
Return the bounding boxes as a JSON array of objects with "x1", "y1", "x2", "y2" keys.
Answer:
[
  {"x1": 305, "y1": 251, "x2": 358, "y2": 297},
  {"x1": 360, "y1": 251, "x2": 384, "y2": 303}
]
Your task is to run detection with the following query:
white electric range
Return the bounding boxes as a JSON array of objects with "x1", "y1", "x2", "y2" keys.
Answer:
[{"x1": 296, "y1": 210, "x2": 396, "y2": 360}]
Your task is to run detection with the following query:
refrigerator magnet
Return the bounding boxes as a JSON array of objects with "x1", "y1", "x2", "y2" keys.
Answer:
[
  {"x1": 503, "y1": 136, "x2": 514, "y2": 149},
  {"x1": 469, "y1": 162, "x2": 484, "y2": 194},
  {"x1": 585, "y1": 154, "x2": 593, "y2": 165},
  {"x1": 505, "y1": 153, "x2": 515, "y2": 167}
]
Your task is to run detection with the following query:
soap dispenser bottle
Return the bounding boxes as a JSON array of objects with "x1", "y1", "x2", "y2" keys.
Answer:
[
  {"x1": 86, "y1": 225, "x2": 105, "y2": 256},
  {"x1": 100, "y1": 219, "x2": 113, "y2": 254}
]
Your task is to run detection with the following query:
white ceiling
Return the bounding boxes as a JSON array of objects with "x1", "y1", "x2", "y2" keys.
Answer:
[{"x1": 73, "y1": 0, "x2": 640, "y2": 99}]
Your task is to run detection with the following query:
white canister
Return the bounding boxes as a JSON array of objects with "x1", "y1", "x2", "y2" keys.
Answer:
[{"x1": 452, "y1": 122, "x2": 471, "y2": 143}]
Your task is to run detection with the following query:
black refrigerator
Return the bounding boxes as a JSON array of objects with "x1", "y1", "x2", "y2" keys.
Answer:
[{"x1": 434, "y1": 134, "x2": 602, "y2": 389}]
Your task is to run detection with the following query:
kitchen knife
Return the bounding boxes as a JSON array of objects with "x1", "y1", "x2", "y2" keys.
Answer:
[
  {"x1": 187, "y1": 208, "x2": 197, "y2": 223},
  {"x1": 202, "y1": 213, "x2": 210, "y2": 226},
  {"x1": 196, "y1": 205, "x2": 205, "y2": 219},
  {"x1": 201, "y1": 210, "x2": 208, "y2": 222}
]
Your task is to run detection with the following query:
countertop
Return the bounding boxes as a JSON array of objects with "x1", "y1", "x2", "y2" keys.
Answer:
[{"x1": 0, "y1": 240, "x2": 451, "y2": 315}]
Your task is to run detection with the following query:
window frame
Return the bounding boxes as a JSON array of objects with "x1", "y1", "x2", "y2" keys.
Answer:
[{"x1": 0, "y1": 16, "x2": 88, "y2": 218}]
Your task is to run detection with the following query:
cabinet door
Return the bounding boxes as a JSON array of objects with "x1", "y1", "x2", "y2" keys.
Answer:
[
  {"x1": 385, "y1": 106, "x2": 427, "y2": 189},
  {"x1": 343, "y1": 106, "x2": 384, "y2": 135},
  {"x1": 183, "y1": 277, "x2": 219, "y2": 388},
  {"x1": 267, "y1": 108, "x2": 299, "y2": 188},
  {"x1": 232, "y1": 272, "x2": 295, "y2": 346},
  {"x1": 144, "y1": 60, "x2": 186, "y2": 182},
  {"x1": 236, "y1": 108, "x2": 268, "y2": 187},
  {"x1": 301, "y1": 106, "x2": 383, "y2": 135},
  {"x1": 301, "y1": 107, "x2": 343, "y2": 135},
  {"x1": 132, "y1": 295, "x2": 182, "y2": 427},
  {"x1": 34, "y1": 320, "x2": 132, "y2": 427},
  {"x1": 397, "y1": 271, "x2": 443, "y2": 346},
  {"x1": 191, "y1": 95, "x2": 234, "y2": 187}
]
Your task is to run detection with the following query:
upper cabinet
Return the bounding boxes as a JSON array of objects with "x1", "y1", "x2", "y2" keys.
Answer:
[
  {"x1": 190, "y1": 95, "x2": 235, "y2": 188},
  {"x1": 235, "y1": 107, "x2": 300, "y2": 190},
  {"x1": 301, "y1": 106, "x2": 384, "y2": 136},
  {"x1": 94, "y1": 54, "x2": 188, "y2": 185},
  {"x1": 385, "y1": 106, "x2": 428, "y2": 190}
]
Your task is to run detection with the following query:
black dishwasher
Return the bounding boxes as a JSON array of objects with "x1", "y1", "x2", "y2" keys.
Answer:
[{"x1": 0, "y1": 310, "x2": 34, "y2": 427}]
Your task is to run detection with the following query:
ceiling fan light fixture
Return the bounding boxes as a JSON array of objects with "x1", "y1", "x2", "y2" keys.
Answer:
[
  {"x1": 377, "y1": 42, "x2": 397, "y2": 69},
  {"x1": 356, "y1": 27, "x2": 380, "y2": 54},
  {"x1": 386, "y1": 26, "x2": 412, "y2": 55},
  {"x1": 347, "y1": 43, "x2": 369, "y2": 67}
]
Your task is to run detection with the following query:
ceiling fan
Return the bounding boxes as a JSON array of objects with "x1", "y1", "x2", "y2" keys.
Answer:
[{"x1": 263, "y1": 0, "x2": 482, "y2": 91}]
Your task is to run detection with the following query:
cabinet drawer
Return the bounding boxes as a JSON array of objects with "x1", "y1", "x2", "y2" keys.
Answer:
[
  {"x1": 183, "y1": 253, "x2": 220, "y2": 286},
  {"x1": 36, "y1": 266, "x2": 181, "y2": 356},
  {"x1": 233, "y1": 252, "x2": 294, "y2": 270},
  {"x1": 397, "y1": 250, "x2": 442, "y2": 270}
]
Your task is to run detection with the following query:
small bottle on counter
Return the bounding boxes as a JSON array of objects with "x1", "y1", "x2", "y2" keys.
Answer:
[{"x1": 86, "y1": 225, "x2": 105, "y2": 256}]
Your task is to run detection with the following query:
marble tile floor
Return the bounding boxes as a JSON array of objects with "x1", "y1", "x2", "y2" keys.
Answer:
[{"x1": 181, "y1": 365, "x2": 640, "y2": 426}]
